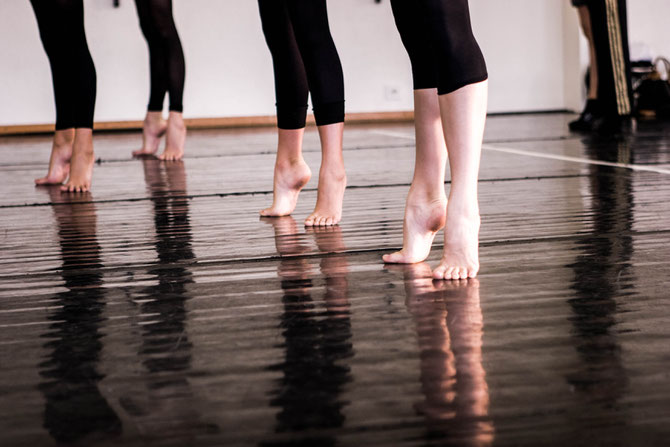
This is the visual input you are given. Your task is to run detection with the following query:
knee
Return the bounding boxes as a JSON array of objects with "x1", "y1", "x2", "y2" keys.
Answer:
[{"x1": 154, "y1": 22, "x2": 178, "y2": 42}]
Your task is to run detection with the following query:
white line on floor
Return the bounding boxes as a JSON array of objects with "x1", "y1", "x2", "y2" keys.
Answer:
[
  {"x1": 370, "y1": 130, "x2": 670, "y2": 175},
  {"x1": 483, "y1": 145, "x2": 670, "y2": 175}
]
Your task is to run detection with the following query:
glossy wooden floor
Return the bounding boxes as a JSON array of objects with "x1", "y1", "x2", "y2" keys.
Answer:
[{"x1": 1, "y1": 114, "x2": 670, "y2": 446}]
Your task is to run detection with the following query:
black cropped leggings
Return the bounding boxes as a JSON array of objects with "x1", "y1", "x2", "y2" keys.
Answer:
[
  {"x1": 30, "y1": 0, "x2": 96, "y2": 130},
  {"x1": 258, "y1": 0, "x2": 345, "y2": 130},
  {"x1": 391, "y1": 0, "x2": 488, "y2": 95},
  {"x1": 135, "y1": 0, "x2": 185, "y2": 113}
]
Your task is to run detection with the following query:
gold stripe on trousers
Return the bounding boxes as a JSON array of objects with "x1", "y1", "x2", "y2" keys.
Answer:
[{"x1": 605, "y1": 0, "x2": 631, "y2": 115}]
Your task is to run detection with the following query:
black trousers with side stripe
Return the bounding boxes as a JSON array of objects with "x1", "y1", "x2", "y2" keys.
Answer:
[{"x1": 585, "y1": 0, "x2": 633, "y2": 117}]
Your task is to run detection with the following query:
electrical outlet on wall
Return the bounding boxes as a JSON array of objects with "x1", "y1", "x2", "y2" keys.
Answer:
[{"x1": 384, "y1": 84, "x2": 402, "y2": 101}]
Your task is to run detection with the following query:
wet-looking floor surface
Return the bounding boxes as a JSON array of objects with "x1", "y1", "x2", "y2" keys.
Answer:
[{"x1": 1, "y1": 113, "x2": 670, "y2": 446}]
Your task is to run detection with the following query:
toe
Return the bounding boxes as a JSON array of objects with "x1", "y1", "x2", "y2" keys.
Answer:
[
  {"x1": 432, "y1": 265, "x2": 446, "y2": 280},
  {"x1": 383, "y1": 251, "x2": 402, "y2": 264},
  {"x1": 325, "y1": 217, "x2": 334, "y2": 226}
]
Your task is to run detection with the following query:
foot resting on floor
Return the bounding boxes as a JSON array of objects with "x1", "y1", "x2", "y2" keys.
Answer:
[
  {"x1": 35, "y1": 129, "x2": 74, "y2": 186},
  {"x1": 432, "y1": 204, "x2": 480, "y2": 280},
  {"x1": 383, "y1": 189, "x2": 447, "y2": 264},
  {"x1": 304, "y1": 165, "x2": 346, "y2": 227},
  {"x1": 133, "y1": 111, "x2": 167, "y2": 157},
  {"x1": 260, "y1": 158, "x2": 312, "y2": 217}
]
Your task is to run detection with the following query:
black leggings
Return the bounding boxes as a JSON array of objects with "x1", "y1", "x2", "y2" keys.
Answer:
[
  {"x1": 390, "y1": 0, "x2": 488, "y2": 95},
  {"x1": 135, "y1": 0, "x2": 185, "y2": 113},
  {"x1": 258, "y1": 0, "x2": 345, "y2": 130},
  {"x1": 30, "y1": 0, "x2": 96, "y2": 130}
]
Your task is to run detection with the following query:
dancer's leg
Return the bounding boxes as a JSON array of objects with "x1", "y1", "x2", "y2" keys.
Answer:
[
  {"x1": 161, "y1": 111, "x2": 186, "y2": 161},
  {"x1": 258, "y1": 0, "x2": 311, "y2": 216},
  {"x1": 133, "y1": 111, "x2": 167, "y2": 157},
  {"x1": 260, "y1": 128, "x2": 312, "y2": 217},
  {"x1": 433, "y1": 81, "x2": 488, "y2": 280},
  {"x1": 35, "y1": 129, "x2": 74, "y2": 186},
  {"x1": 304, "y1": 122, "x2": 346, "y2": 226},
  {"x1": 577, "y1": 6, "x2": 599, "y2": 100},
  {"x1": 385, "y1": 0, "x2": 449, "y2": 262},
  {"x1": 286, "y1": 0, "x2": 346, "y2": 226},
  {"x1": 30, "y1": 0, "x2": 97, "y2": 191},
  {"x1": 383, "y1": 89, "x2": 447, "y2": 263},
  {"x1": 61, "y1": 128, "x2": 95, "y2": 192},
  {"x1": 134, "y1": 0, "x2": 186, "y2": 159}
]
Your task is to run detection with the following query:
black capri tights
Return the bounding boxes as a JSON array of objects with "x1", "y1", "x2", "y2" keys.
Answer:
[
  {"x1": 30, "y1": 0, "x2": 97, "y2": 130},
  {"x1": 135, "y1": 0, "x2": 185, "y2": 113},
  {"x1": 391, "y1": 0, "x2": 488, "y2": 95},
  {"x1": 258, "y1": 0, "x2": 345, "y2": 130}
]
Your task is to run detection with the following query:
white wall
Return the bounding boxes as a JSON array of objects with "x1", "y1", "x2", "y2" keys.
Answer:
[
  {"x1": 4, "y1": 0, "x2": 662, "y2": 128},
  {"x1": 628, "y1": 0, "x2": 670, "y2": 62}
]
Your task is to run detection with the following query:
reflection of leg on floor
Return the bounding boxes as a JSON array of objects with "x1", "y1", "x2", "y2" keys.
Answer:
[
  {"x1": 394, "y1": 263, "x2": 493, "y2": 445},
  {"x1": 263, "y1": 214, "x2": 353, "y2": 445},
  {"x1": 39, "y1": 189, "x2": 122, "y2": 444}
]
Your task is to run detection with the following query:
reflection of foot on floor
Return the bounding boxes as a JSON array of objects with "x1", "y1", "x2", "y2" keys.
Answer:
[
  {"x1": 433, "y1": 205, "x2": 480, "y2": 281},
  {"x1": 307, "y1": 225, "x2": 349, "y2": 278},
  {"x1": 261, "y1": 215, "x2": 309, "y2": 257},
  {"x1": 383, "y1": 190, "x2": 447, "y2": 265},
  {"x1": 260, "y1": 159, "x2": 312, "y2": 218},
  {"x1": 133, "y1": 111, "x2": 167, "y2": 157},
  {"x1": 159, "y1": 112, "x2": 186, "y2": 161},
  {"x1": 61, "y1": 129, "x2": 95, "y2": 193},
  {"x1": 304, "y1": 165, "x2": 346, "y2": 227},
  {"x1": 306, "y1": 224, "x2": 346, "y2": 253},
  {"x1": 35, "y1": 129, "x2": 74, "y2": 186}
]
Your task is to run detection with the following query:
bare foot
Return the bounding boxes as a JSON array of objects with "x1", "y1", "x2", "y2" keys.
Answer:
[
  {"x1": 133, "y1": 111, "x2": 167, "y2": 157},
  {"x1": 159, "y1": 111, "x2": 186, "y2": 161},
  {"x1": 433, "y1": 205, "x2": 480, "y2": 280},
  {"x1": 260, "y1": 159, "x2": 312, "y2": 217},
  {"x1": 383, "y1": 189, "x2": 447, "y2": 264},
  {"x1": 304, "y1": 166, "x2": 346, "y2": 227},
  {"x1": 61, "y1": 129, "x2": 94, "y2": 193},
  {"x1": 35, "y1": 129, "x2": 74, "y2": 186}
]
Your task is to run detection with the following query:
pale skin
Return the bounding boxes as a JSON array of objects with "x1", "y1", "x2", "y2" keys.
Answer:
[
  {"x1": 35, "y1": 127, "x2": 95, "y2": 193},
  {"x1": 132, "y1": 110, "x2": 186, "y2": 161},
  {"x1": 577, "y1": 5, "x2": 598, "y2": 100},
  {"x1": 383, "y1": 81, "x2": 488, "y2": 281},
  {"x1": 260, "y1": 122, "x2": 347, "y2": 227}
]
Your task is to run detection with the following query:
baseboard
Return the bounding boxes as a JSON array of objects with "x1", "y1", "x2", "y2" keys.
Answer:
[{"x1": 0, "y1": 111, "x2": 415, "y2": 136}]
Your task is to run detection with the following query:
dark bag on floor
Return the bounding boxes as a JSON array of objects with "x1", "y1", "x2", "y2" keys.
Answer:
[{"x1": 636, "y1": 57, "x2": 670, "y2": 118}]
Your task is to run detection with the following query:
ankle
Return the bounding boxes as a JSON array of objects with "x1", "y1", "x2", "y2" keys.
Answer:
[
  {"x1": 408, "y1": 183, "x2": 446, "y2": 203},
  {"x1": 168, "y1": 117, "x2": 186, "y2": 131},
  {"x1": 448, "y1": 205, "x2": 480, "y2": 222},
  {"x1": 319, "y1": 164, "x2": 346, "y2": 181},
  {"x1": 276, "y1": 157, "x2": 306, "y2": 170},
  {"x1": 54, "y1": 130, "x2": 75, "y2": 147},
  {"x1": 145, "y1": 111, "x2": 164, "y2": 124}
]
